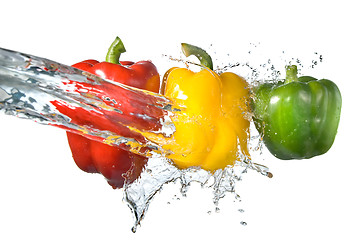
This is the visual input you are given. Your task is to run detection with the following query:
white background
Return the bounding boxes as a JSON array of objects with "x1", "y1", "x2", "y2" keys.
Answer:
[{"x1": 1, "y1": 0, "x2": 358, "y2": 239}]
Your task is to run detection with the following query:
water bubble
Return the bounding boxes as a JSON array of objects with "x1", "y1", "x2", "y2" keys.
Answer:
[
  {"x1": 240, "y1": 221, "x2": 247, "y2": 226},
  {"x1": 215, "y1": 207, "x2": 221, "y2": 213},
  {"x1": 310, "y1": 60, "x2": 318, "y2": 68},
  {"x1": 180, "y1": 184, "x2": 189, "y2": 197}
]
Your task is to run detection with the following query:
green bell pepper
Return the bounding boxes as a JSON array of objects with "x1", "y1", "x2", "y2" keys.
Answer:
[{"x1": 252, "y1": 65, "x2": 342, "y2": 160}]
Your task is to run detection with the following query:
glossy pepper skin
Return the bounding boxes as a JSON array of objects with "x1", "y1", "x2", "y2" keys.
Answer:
[
  {"x1": 252, "y1": 65, "x2": 342, "y2": 160},
  {"x1": 67, "y1": 37, "x2": 160, "y2": 188},
  {"x1": 145, "y1": 43, "x2": 251, "y2": 171}
]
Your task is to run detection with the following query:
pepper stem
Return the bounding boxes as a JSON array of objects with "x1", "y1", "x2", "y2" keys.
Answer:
[
  {"x1": 181, "y1": 43, "x2": 213, "y2": 70},
  {"x1": 285, "y1": 65, "x2": 298, "y2": 83},
  {"x1": 106, "y1": 37, "x2": 126, "y2": 64}
]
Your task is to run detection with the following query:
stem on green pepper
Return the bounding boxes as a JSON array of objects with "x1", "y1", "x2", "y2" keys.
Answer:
[
  {"x1": 285, "y1": 65, "x2": 298, "y2": 84},
  {"x1": 181, "y1": 43, "x2": 213, "y2": 70},
  {"x1": 106, "y1": 37, "x2": 127, "y2": 64}
]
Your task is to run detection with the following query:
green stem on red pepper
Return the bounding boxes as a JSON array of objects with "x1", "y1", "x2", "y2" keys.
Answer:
[
  {"x1": 285, "y1": 65, "x2": 299, "y2": 83},
  {"x1": 106, "y1": 36, "x2": 127, "y2": 64},
  {"x1": 181, "y1": 43, "x2": 213, "y2": 70}
]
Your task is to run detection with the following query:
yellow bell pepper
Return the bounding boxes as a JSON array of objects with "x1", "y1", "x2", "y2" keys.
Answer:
[{"x1": 144, "y1": 43, "x2": 250, "y2": 171}]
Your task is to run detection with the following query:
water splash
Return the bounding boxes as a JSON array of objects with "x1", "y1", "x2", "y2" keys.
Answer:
[
  {"x1": 211, "y1": 42, "x2": 324, "y2": 85},
  {"x1": 0, "y1": 44, "x2": 323, "y2": 232},
  {"x1": 124, "y1": 154, "x2": 267, "y2": 232}
]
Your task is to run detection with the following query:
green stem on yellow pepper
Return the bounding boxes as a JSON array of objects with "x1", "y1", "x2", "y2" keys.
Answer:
[
  {"x1": 181, "y1": 43, "x2": 213, "y2": 70},
  {"x1": 285, "y1": 65, "x2": 299, "y2": 84},
  {"x1": 106, "y1": 36, "x2": 127, "y2": 64}
]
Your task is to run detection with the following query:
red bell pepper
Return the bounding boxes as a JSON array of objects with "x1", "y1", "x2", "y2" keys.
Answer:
[{"x1": 62, "y1": 37, "x2": 161, "y2": 189}]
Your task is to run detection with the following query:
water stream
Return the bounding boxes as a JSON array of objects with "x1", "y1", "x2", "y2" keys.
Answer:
[{"x1": 0, "y1": 47, "x2": 179, "y2": 157}]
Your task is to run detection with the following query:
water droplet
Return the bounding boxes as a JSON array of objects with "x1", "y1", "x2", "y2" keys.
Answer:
[
  {"x1": 215, "y1": 207, "x2": 220, "y2": 213},
  {"x1": 238, "y1": 209, "x2": 245, "y2": 213},
  {"x1": 267, "y1": 172, "x2": 274, "y2": 178},
  {"x1": 240, "y1": 221, "x2": 247, "y2": 226}
]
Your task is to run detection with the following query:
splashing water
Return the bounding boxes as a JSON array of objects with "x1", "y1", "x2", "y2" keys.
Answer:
[
  {"x1": 124, "y1": 154, "x2": 267, "y2": 232},
  {"x1": 0, "y1": 44, "x2": 323, "y2": 232}
]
